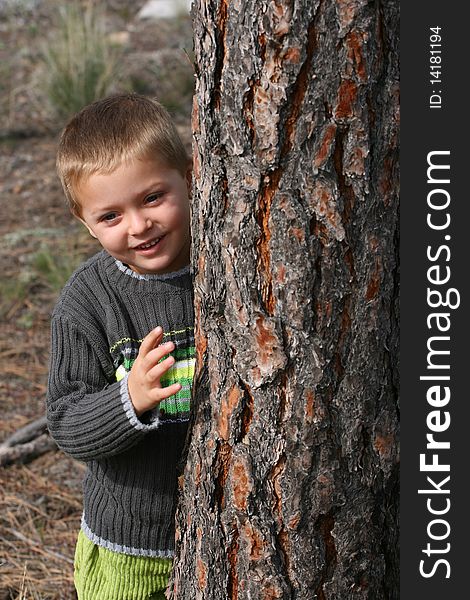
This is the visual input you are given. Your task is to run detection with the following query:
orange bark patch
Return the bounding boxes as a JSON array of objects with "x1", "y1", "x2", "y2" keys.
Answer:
[
  {"x1": 270, "y1": 455, "x2": 286, "y2": 518},
  {"x1": 230, "y1": 291, "x2": 249, "y2": 327},
  {"x1": 195, "y1": 318, "x2": 207, "y2": 376},
  {"x1": 305, "y1": 389, "x2": 315, "y2": 423},
  {"x1": 374, "y1": 433, "x2": 395, "y2": 459},
  {"x1": 274, "y1": 21, "x2": 289, "y2": 37},
  {"x1": 195, "y1": 255, "x2": 207, "y2": 374},
  {"x1": 256, "y1": 170, "x2": 281, "y2": 316},
  {"x1": 254, "y1": 85, "x2": 270, "y2": 106},
  {"x1": 191, "y1": 94, "x2": 200, "y2": 134},
  {"x1": 195, "y1": 461, "x2": 201, "y2": 487},
  {"x1": 276, "y1": 263, "x2": 286, "y2": 284},
  {"x1": 196, "y1": 558, "x2": 207, "y2": 590},
  {"x1": 335, "y1": 79, "x2": 357, "y2": 119},
  {"x1": 369, "y1": 235, "x2": 379, "y2": 252},
  {"x1": 379, "y1": 156, "x2": 394, "y2": 206},
  {"x1": 244, "y1": 173, "x2": 259, "y2": 189},
  {"x1": 317, "y1": 472, "x2": 335, "y2": 504},
  {"x1": 215, "y1": 441, "x2": 232, "y2": 510},
  {"x1": 314, "y1": 123, "x2": 337, "y2": 168},
  {"x1": 318, "y1": 187, "x2": 333, "y2": 215},
  {"x1": 282, "y1": 46, "x2": 301, "y2": 63},
  {"x1": 197, "y1": 252, "x2": 205, "y2": 274},
  {"x1": 289, "y1": 226, "x2": 305, "y2": 243},
  {"x1": 288, "y1": 513, "x2": 301, "y2": 530},
  {"x1": 232, "y1": 459, "x2": 251, "y2": 511},
  {"x1": 278, "y1": 528, "x2": 292, "y2": 575},
  {"x1": 346, "y1": 30, "x2": 367, "y2": 81},
  {"x1": 347, "y1": 146, "x2": 366, "y2": 176},
  {"x1": 255, "y1": 315, "x2": 275, "y2": 346},
  {"x1": 243, "y1": 522, "x2": 265, "y2": 560},
  {"x1": 192, "y1": 146, "x2": 200, "y2": 180},
  {"x1": 218, "y1": 385, "x2": 242, "y2": 441},
  {"x1": 308, "y1": 179, "x2": 345, "y2": 241},
  {"x1": 263, "y1": 585, "x2": 284, "y2": 599}
]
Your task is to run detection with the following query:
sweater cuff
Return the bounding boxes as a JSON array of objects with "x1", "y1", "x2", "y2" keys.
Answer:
[{"x1": 119, "y1": 374, "x2": 160, "y2": 431}]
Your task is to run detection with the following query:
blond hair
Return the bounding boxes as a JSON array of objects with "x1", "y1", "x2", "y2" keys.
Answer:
[{"x1": 56, "y1": 94, "x2": 190, "y2": 216}]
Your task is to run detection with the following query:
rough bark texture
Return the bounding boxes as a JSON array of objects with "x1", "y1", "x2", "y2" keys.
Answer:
[{"x1": 171, "y1": 0, "x2": 399, "y2": 598}]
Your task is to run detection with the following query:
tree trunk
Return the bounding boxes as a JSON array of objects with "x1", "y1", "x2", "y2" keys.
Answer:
[{"x1": 171, "y1": 0, "x2": 399, "y2": 598}]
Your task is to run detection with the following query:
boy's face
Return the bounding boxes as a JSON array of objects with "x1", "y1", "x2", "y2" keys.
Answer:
[{"x1": 77, "y1": 156, "x2": 191, "y2": 275}]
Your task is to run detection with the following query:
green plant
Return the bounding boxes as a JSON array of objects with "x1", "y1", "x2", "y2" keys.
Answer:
[
  {"x1": 0, "y1": 277, "x2": 30, "y2": 320},
  {"x1": 39, "y1": 1, "x2": 124, "y2": 121},
  {"x1": 32, "y1": 244, "x2": 83, "y2": 293}
]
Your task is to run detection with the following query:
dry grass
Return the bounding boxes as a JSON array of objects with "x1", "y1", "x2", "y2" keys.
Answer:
[{"x1": 0, "y1": 453, "x2": 85, "y2": 599}]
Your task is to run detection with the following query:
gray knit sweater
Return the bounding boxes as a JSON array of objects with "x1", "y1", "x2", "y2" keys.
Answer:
[{"x1": 46, "y1": 250, "x2": 194, "y2": 557}]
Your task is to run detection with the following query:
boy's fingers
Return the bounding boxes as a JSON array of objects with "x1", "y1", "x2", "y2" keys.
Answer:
[
  {"x1": 144, "y1": 341, "x2": 175, "y2": 369},
  {"x1": 139, "y1": 327, "x2": 164, "y2": 356},
  {"x1": 147, "y1": 355, "x2": 175, "y2": 383},
  {"x1": 154, "y1": 382, "x2": 182, "y2": 402}
]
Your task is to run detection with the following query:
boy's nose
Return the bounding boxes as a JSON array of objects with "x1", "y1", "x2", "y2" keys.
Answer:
[{"x1": 128, "y1": 212, "x2": 152, "y2": 235}]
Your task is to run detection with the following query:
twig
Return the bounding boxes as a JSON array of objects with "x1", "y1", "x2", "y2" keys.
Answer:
[
  {"x1": 0, "y1": 433, "x2": 57, "y2": 468},
  {"x1": 1, "y1": 415, "x2": 48, "y2": 447}
]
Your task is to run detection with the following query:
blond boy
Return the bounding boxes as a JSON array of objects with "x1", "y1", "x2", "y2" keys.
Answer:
[{"x1": 47, "y1": 94, "x2": 194, "y2": 599}]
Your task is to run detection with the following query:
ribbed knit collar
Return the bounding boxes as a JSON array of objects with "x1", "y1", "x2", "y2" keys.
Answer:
[
  {"x1": 114, "y1": 259, "x2": 190, "y2": 281},
  {"x1": 100, "y1": 251, "x2": 193, "y2": 294}
]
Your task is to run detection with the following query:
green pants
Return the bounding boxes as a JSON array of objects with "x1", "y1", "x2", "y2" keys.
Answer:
[{"x1": 74, "y1": 530, "x2": 173, "y2": 600}]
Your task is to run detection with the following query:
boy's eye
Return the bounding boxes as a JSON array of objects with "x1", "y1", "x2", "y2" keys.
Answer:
[
  {"x1": 145, "y1": 192, "x2": 164, "y2": 204},
  {"x1": 101, "y1": 212, "x2": 118, "y2": 222}
]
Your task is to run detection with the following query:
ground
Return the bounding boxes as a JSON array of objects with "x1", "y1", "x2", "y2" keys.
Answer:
[{"x1": 0, "y1": 2, "x2": 193, "y2": 597}]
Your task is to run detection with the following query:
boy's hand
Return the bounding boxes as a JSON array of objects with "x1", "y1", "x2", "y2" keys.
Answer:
[{"x1": 127, "y1": 327, "x2": 181, "y2": 417}]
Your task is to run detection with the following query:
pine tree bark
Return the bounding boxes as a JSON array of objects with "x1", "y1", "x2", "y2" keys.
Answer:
[{"x1": 171, "y1": 0, "x2": 399, "y2": 598}]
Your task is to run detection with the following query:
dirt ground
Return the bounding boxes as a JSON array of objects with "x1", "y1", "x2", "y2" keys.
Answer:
[{"x1": 0, "y1": 2, "x2": 193, "y2": 597}]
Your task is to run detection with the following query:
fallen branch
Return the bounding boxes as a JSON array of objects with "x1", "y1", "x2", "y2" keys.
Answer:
[
  {"x1": 1, "y1": 415, "x2": 48, "y2": 446},
  {"x1": 0, "y1": 416, "x2": 57, "y2": 467}
]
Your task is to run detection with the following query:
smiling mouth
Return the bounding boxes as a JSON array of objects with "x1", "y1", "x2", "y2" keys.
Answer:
[{"x1": 134, "y1": 235, "x2": 165, "y2": 250}]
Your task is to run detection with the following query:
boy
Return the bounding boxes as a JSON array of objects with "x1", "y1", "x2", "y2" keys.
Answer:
[{"x1": 46, "y1": 94, "x2": 195, "y2": 599}]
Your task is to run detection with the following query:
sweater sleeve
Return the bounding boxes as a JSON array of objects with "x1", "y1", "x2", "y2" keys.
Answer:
[{"x1": 46, "y1": 314, "x2": 160, "y2": 461}]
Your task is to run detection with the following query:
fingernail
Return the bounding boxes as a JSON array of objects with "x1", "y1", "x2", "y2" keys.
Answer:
[
  {"x1": 155, "y1": 326, "x2": 162, "y2": 334},
  {"x1": 165, "y1": 341, "x2": 174, "y2": 348}
]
